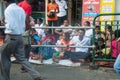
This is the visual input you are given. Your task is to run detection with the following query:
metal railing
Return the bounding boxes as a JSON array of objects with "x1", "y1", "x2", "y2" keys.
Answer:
[{"x1": 92, "y1": 13, "x2": 120, "y2": 63}]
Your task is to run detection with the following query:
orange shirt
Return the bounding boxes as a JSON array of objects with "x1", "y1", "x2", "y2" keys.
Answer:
[
  {"x1": 47, "y1": 3, "x2": 59, "y2": 21},
  {"x1": 60, "y1": 39, "x2": 70, "y2": 51}
]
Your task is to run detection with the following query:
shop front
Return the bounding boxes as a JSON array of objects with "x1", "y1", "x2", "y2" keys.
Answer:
[{"x1": 0, "y1": 0, "x2": 120, "y2": 26}]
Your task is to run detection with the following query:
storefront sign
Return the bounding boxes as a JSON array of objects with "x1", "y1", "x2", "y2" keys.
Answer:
[
  {"x1": 82, "y1": 0, "x2": 100, "y2": 26},
  {"x1": 100, "y1": 0, "x2": 115, "y2": 31}
]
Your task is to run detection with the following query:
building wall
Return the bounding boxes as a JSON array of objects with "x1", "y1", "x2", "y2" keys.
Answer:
[
  {"x1": 115, "y1": 0, "x2": 120, "y2": 20},
  {"x1": 0, "y1": 2, "x2": 3, "y2": 18},
  {"x1": 0, "y1": 2, "x2": 4, "y2": 18},
  {"x1": 114, "y1": 0, "x2": 120, "y2": 29}
]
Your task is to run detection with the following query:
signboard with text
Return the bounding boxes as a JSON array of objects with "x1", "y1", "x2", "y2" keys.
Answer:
[
  {"x1": 100, "y1": 0, "x2": 115, "y2": 31},
  {"x1": 82, "y1": 0, "x2": 100, "y2": 26}
]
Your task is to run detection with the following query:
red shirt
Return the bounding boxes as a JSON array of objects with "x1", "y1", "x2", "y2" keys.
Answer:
[
  {"x1": 18, "y1": 1, "x2": 32, "y2": 30},
  {"x1": 18, "y1": 1, "x2": 32, "y2": 15}
]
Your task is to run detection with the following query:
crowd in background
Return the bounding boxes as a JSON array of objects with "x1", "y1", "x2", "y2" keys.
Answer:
[{"x1": 0, "y1": 0, "x2": 120, "y2": 65}]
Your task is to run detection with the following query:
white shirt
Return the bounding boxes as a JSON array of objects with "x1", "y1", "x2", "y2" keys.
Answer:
[
  {"x1": 62, "y1": 26, "x2": 72, "y2": 33},
  {"x1": 35, "y1": 23, "x2": 43, "y2": 32},
  {"x1": 55, "y1": 25, "x2": 72, "y2": 33},
  {"x1": 54, "y1": 40, "x2": 62, "y2": 51},
  {"x1": 61, "y1": 25, "x2": 72, "y2": 33},
  {"x1": 4, "y1": 3, "x2": 26, "y2": 35},
  {"x1": 85, "y1": 29, "x2": 93, "y2": 38},
  {"x1": 72, "y1": 36, "x2": 91, "y2": 53},
  {"x1": 35, "y1": 23, "x2": 45, "y2": 39},
  {"x1": 55, "y1": 0, "x2": 67, "y2": 17}
]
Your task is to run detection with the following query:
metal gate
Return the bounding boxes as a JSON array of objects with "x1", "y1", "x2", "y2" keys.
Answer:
[{"x1": 92, "y1": 13, "x2": 120, "y2": 64}]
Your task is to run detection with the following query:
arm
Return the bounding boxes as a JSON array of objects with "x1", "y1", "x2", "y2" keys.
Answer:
[
  {"x1": 117, "y1": 37, "x2": 120, "y2": 42},
  {"x1": 54, "y1": 29, "x2": 63, "y2": 35},
  {"x1": 25, "y1": 6, "x2": 32, "y2": 30},
  {"x1": 4, "y1": 9, "x2": 13, "y2": 30},
  {"x1": 26, "y1": 14, "x2": 31, "y2": 30}
]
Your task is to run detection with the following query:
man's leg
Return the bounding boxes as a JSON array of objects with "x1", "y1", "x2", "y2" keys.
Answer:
[
  {"x1": 21, "y1": 44, "x2": 31, "y2": 72},
  {"x1": 25, "y1": 44, "x2": 31, "y2": 59},
  {"x1": 57, "y1": 17, "x2": 63, "y2": 26},
  {"x1": 14, "y1": 37, "x2": 41, "y2": 79},
  {"x1": 0, "y1": 35, "x2": 15, "y2": 80},
  {"x1": 114, "y1": 54, "x2": 120, "y2": 76}
]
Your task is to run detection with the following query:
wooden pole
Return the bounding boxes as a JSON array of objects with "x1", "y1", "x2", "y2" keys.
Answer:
[{"x1": 67, "y1": 0, "x2": 72, "y2": 24}]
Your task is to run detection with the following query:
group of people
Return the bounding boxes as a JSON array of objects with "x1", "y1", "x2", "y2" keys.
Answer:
[
  {"x1": 29, "y1": 19, "x2": 120, "y2": 63},
  {"x1": 47, "y1": 0, "x2": 68, "y2": 26},
  {"x1": 29, "y1": 20, "x2": 91, "y2": 63},
  {"x1": 0, "y1": 0, "x2": 44, "y2": 80},
  {"x1": 94, "y1": 24, "x2": 120, "y2": 59}
]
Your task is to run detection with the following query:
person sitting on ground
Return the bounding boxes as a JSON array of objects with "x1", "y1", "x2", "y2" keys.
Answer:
[
  {"x1": 84, "y1": 21, "x2": 93, "y2": 38},
  {"x1": 53, "y1": 32, "x2": 71, "y2": 62},
  {"x1": 111, "y1": 30, "x2": 120, "y2": 59},
  {"x1": 29, "y1": 28, "x2": 41, "y2": 60},
  {"x1": 37, "y1": 30, "x2": 55, "y2": 63},
  {"x1": 54, "y1": 19, "x2": 72, "y2": 41},
  {"x1": 94, "y1": 38, "x2": 106, "y2": 58},
  {"x1": 94, "y1": 25, "x2": 101, "y2": 45},
  {"x1": 61, "y1": 29, "x2": 91, "y2": 63}
]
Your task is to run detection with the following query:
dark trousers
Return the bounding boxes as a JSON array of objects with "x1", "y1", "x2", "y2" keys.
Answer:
[
  {"x1": 0, "y1": 35, "x2": 40, "y2": 80},
  {"x1": 48, "y1": 20, "x2": 58, "y2": 41},
  {"x1": 57, "y1": 16, "x2": 67, "y2": 26},
  {"x1": 24, "y1": 44, "x2": 31, "y2": 59},
  {"x1": 64, "y1": 51, "x2": 90, "y2": 62},
  {"x1": 48, "y1": 20, "x2": 57, "y2": 26}
]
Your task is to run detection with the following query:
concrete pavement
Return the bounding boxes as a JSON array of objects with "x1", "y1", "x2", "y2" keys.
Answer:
[{"x1": 10, "y1": 63, "x2": 120, "y2": 80}]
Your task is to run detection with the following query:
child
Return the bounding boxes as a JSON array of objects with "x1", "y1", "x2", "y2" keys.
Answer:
[
  {"x1": 95, "y1": 38, "x2": 106, "y2": 58},
  {"x1": 53, "y1": 32, "x2": 71, "y2": 62},
  {"x1": 94, "y1": 25, "x2": 101, "y2": 45}
]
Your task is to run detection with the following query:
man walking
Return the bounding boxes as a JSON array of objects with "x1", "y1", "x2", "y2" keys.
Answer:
[
  {"x1": 18, "y1": 0, "x2": 32, "y2": 72},
  {"x1": 0, "y1": 0, "x2": 44, "y2": 80}
]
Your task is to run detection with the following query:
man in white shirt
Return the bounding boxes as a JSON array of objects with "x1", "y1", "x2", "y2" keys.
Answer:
[
  {"x1": 84, "y1": 21, "x2": 93, "y2": 38},
  {"x1": 55, "y1": 0, "x2": 67, "y2": 26},
  {"x1": 35, "y1": 18, "x2": 45, "y2": 40},
  {"x1": 0, "y1": 0, "x2": 44, "y2": 80},
  {"x1": 64, "y1": 29, "x2": 91, "y2": 62},
  {"x1": 54, "y1": 19, "x2": 72, "y2": 42}
]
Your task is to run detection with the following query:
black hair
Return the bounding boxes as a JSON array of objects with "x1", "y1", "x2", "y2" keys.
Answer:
[
  {"x1": 45, "y1": 29, "x2": 52, "y2": 36},
  {"x1": 4, "y1": 0, "x2": 16, "y2": 3},
  {"x1": 79, "y1": 29, "x2": 85, "y2": 34},
  {"x1": 85, "y1": 21, "x2": 90, "y2": 26},
  {"x1": 64, "y1": 32, "x2": 70, "y2": 41},
  {"x1": 35, "y1": 18, "x2": 43, "y2": 23},
  {"x1": 95, "y1": 25, "x2": 100, "y2": 30},
  {"x1": 115, "y1": 29, "x2": 120, "y2": 38},
  {"x1": 38, "y1": 18, "x2": 43, "y2": 23},
  {"x1": 48, "y1": 0, "x2": 55, "y2": 3},
  {"x1": 105, "y1": 24, "x2": 112, "y2": 31}
]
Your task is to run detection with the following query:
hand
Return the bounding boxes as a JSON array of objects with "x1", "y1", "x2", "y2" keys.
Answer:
[
  {"x1": 30, "y1": 21, "x2": 35, "y2": 26},
  {"x1": 117, "y1": 37, "x2": 120, "y2": 42}
]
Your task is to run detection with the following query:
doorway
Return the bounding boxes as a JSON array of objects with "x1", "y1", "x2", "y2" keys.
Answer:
[{"x1": 71, "y1": 0, "x2": 83, "y2": 25}]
